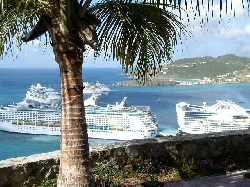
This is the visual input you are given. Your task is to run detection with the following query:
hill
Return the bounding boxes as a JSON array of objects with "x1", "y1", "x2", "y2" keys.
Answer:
[{"x1": 156, "y1": 54, "x2": 250, "y2": 83}]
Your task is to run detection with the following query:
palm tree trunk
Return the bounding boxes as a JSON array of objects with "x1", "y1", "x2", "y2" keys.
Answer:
[{"x1": 55, "y1": 44, "x2": 94, "y2": 187}]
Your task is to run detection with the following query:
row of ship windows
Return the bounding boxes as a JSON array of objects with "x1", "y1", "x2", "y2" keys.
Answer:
[
  {"x1": 16, "y1": 127, "x2": 60, "y2": 131},
  {"x1": 3, "y1": 118, "x2": 61, "y2": 122},
  {"x1": 0, "y1": 115, "x2": 60, "y2": 118},
  {"x1": 0, "y1": 113, "x2": 60, "y2": 116},
  {"x1": 1, "y1": 114, "x2": 134, "y2": 120},
  {"x1": 87, "y1": 119, "x2": 130, "y2": 122},
  {"x1": 88, "y1": 129, "x2": 143, "y2": 133},
  {"x1": 88, "y1": 116, "x2": 130, "y2": 118}
]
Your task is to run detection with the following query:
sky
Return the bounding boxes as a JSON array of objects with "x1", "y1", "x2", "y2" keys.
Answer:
[{"x1": 1, "y1": 0, "x2": 250, "y2": 68}]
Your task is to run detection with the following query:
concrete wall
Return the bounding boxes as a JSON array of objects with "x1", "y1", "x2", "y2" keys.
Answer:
[{"x1": 1, "y1": 130, "x2": 250, "y2": 187}]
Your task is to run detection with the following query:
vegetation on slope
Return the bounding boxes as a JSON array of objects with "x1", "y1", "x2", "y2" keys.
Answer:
[{"x1": 157, "y1": 54, "x2": 250, "y2": 81}]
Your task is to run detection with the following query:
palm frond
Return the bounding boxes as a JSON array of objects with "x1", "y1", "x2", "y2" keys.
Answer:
[
  {"x1": 0, "y1": 0, "x2": 55, "y2": 59},
  {"x1": 91, "y1": 0, "x2": 190, "y2": 81}
]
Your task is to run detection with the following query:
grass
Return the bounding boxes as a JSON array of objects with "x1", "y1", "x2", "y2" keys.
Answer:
[{"x1": 39, "y1": 146, "x2": 250, "y2": 187}]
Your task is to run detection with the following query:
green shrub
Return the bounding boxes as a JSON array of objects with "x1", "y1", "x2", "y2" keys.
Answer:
[{"x1": 38, "y1": 178, "x2": 57, "y2": 187}]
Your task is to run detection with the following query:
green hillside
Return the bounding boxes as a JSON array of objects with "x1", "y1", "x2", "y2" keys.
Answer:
[{"x1": 156, "y1": 54, "x2": 250, "y2": 82}]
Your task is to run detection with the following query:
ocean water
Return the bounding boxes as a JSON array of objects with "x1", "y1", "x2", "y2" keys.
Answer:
[{"x1": 0, "y1": 68, "x2": 250, "y2": 161}]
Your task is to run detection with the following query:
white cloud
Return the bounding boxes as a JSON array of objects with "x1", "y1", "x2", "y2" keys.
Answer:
[
  {"x1": 179, "y1": 0, "x2": 249, "y2": 34},
  {"x1": 24, "y1": 39, "x2": 46, "y2": 53},
  {"x1": 182, "y1": 0, "x2": 247, "y2": 19},
  {"x1": 211, "y1": 0, "x2": 246, "y2": 18},
  {"x1": 32, "y1": 39, "x2": 40, "y2": 47},
  {"x1": 245, "y1": 24, "x2": 250, "y2": 34},
  {"x1": 241, "y1": 45, "x2": 250, "y2": 52},
  {"x1": 213, "y1": 22, "x2": 250, "y2": 40},
  {"x1": 84, "y1": 46, "x2": 95, "y2": 58},
  {"x1": 215, "y1": 23, "x2": 243, "y2": 39}
]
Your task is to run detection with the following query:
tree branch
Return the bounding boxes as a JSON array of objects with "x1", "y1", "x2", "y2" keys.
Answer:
[{"x1": 80, "y1": 0, "x2": 92, "y2": 17}]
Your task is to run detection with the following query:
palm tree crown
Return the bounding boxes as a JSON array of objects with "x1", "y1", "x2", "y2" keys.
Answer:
[
  {"x1": 0, "y1": 0, "x2": 189, "y2": 79},
  {"x1": 1, "y1": 0, "x2": 189, "y2": 186}
]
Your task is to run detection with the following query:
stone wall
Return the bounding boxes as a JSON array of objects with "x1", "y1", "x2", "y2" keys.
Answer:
[{"x1": 1, "y1": 130, "x2": 250, "y2": 187}]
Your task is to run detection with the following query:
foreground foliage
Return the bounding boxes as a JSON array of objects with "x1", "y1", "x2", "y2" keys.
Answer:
[
  {"x1": 0, "y1": 1, "x2": 188, "y2": 185},
  {"x1": 39, "y1": 146, "x2": 250, "y2": 187}
]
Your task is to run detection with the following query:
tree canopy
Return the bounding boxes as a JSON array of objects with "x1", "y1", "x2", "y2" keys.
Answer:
[
  {"x1": 0, "y1": 0, "x2": 191, "y2": 81},
  {"x1": 0, "y1": 0, "x2": 192, "y2": 186}
]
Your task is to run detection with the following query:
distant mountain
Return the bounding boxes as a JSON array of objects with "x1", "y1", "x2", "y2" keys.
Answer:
[{"x1": 156, "y1": 54, "x2": 250, "y2": 82}]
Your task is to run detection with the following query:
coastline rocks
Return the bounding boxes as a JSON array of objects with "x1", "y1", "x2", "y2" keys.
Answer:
[{"x1": 113, "y1": 80, "x2": 179, "y2": 86}]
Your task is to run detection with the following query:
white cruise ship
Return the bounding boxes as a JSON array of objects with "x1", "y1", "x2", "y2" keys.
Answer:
[
  {"x1": 25, "y1": 82, "x2": 110, "y2": 106},
  {"x1": 25, "y1": 83, "x2": 61, "y2": 106},
  {"x1": 0, "y1": 95, "x2": 158, "y2": 140},
  {"x1": 83, "y1": 81, "x2": 110, "y2": 94},
  {"x1": 176, "y1": 100, "x2": 250, "y2": 134}
]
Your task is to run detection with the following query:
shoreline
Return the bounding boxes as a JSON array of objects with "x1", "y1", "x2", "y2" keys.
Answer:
[{"x1": 112, "y1": 79, "x2": 250, "y2": 87}]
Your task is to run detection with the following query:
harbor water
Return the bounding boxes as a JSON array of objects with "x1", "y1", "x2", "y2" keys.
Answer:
[{"x1": 0, "y1": 68, "x2": 250, "y2": 161}]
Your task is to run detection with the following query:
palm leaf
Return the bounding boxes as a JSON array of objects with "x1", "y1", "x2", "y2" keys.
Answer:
[
  {"x1": 0, "y1": 0, "x2": 56, "y2": 59},
  {"x1": 91, "y1": 0, "x2": 190, "y2": 81}
]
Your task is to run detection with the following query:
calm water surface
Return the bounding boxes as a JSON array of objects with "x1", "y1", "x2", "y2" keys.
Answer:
[{"x1": 0, "y1": 68, "x2": 249, "y2": 160}]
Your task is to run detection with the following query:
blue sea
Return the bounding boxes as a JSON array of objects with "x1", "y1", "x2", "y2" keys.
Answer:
[{"x1": 0, "y1": 68, "x2": 250, "y2": 161}]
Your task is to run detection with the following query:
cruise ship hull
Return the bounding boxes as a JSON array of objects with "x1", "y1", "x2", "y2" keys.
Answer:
[
  {"x1": 0, "y1": 121, "x2": 60, "y2": 135},
  {"x1": 178, "y1": 121, "x2": 250, "y2": 134},
  {"x1": 176, "y1": 100, "x2": 250, "y2": 134},
  {"x1": 0, "y1": 86, "x2": 158, "y2": 140},
  {"x1": 0, "y1": 121, "x2": 157, "y2": 140}
]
